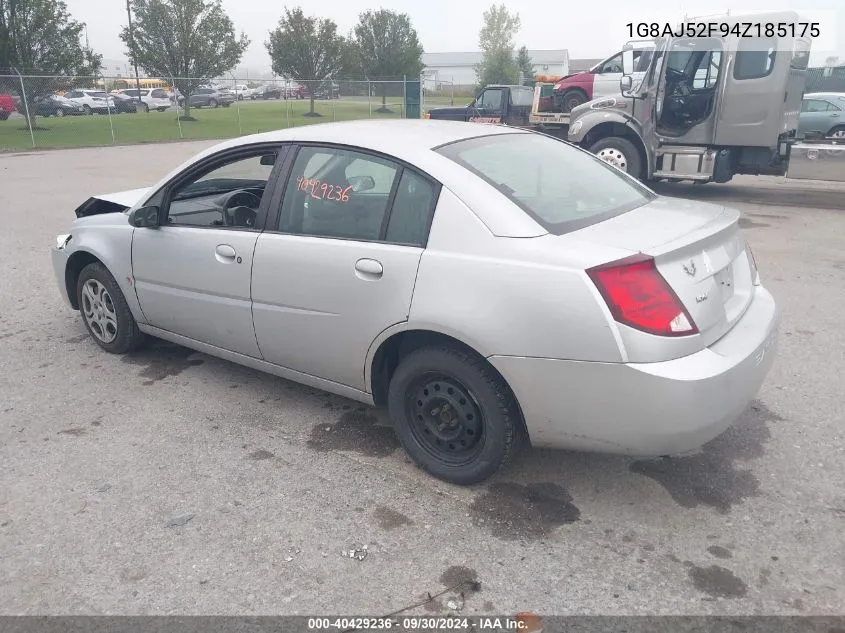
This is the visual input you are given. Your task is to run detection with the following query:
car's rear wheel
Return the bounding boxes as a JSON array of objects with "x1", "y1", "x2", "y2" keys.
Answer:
[
  {"x1": 76, "y1": 263, "x2": 144, "y2": 354},
  {"x1": 55, "y1": 108, "x2": 65, "y2": 117},
  {"x1": 82, "y1": 104, "x2": 92, "y2": 115},
  {"x1": 589, "y1": 136, "x2": 643, "y2": 180},
  {"x1": 387, "y1": 345, "x2": 521, "y2": 485},
  {"x1": 139, "y1": 102, "x2": 149, "y2": 113},
  {"x1": 829, "y1": 125, "x2": 845, "y2": 139},
  {"x1": 209, "y1": 99, "x2": 218, "y2": 108}
]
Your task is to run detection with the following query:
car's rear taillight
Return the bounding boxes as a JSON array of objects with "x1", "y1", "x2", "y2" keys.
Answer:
[{"x1": 587, "y1": 254, "x2": 698, "y2": 337}]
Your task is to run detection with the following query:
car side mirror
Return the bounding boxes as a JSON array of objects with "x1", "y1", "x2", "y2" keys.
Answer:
[
  {"x1": 622, "y1": 48, "x2": 635, "y2": 76},
  {"x1": 620, "y1": 75, "x2": 633, "y2": 94},
  {"x1": 347, "y1": 175, "x2": 375, "y2": 193},
  {"x1": 260, "y1": 153, "x2": 276, "y2": 166},
  {"x1": 129, "y1": 205, "x2": 161, "y2": 228}
]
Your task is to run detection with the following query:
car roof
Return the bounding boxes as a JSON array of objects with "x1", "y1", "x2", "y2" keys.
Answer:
[
  {"x1": 197, "y1": 119, "x2": 525, "y2": 161},
  {"x1": 804, "y1": 92, "x2": 845, "y2": 99}
]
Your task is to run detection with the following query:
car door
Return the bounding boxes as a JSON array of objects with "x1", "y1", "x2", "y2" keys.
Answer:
[
  {"x1": 251, "y1": 144, "x2": 441, "y2": 391},
  {"x1": 798, "y1": 98, "x2": 831, "y2": 136},
  {"x1": 469, "y1": 87, "x2": 506, "y2": 123},
  {"x1": 131, "y1": 144, "x2": 289, "y2": 357},
  {"x1": 592, "y1": 52, "x2": 625, "y2": 99}
]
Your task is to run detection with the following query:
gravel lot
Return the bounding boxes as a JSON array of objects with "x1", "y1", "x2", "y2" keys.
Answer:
[{"x1": 1, "y1": 142, "x2": 843, "y2": 616}]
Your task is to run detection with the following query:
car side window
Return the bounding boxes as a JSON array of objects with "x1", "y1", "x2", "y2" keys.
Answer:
[
  {"x1": 385, "y1": 170, "x2": 439, "y2": 247},
  {"x1": 802, "y1": 99, "x2": 829, "y2": 112},
  {"x1": 479, "y1": 88, "x2": 504, "y2": 111},
  {"x1": 165, "y1": 151, "x2": 277, "y2": 229},
  {"x1": 278, "y1": 146, "x2": 400, "y2": 241},
  {"x1": 600, "y1": 53, "x2": 623, "y2": 74},
  {"x1": 734, "y1": 37, "x2": 777, "y2": 80}
]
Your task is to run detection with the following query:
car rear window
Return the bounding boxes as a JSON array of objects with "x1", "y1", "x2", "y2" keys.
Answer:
[{"x1": 435, "y1": 132, "x2": 655, "y2": 234}]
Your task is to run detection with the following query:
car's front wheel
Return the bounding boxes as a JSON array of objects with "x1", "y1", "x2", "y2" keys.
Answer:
[
  {"x1": 55, "y1": 108, "x2": 65, "y2": 117},
  {"x1": 387, "y1": 345, "x2": 521, "y2": 485},
  {"x1": 76, "y1": 262, "x2": 144, "y2": 354},
  {"x1": 209, "y1": 99, "x2": 218, "y2": 108},
  {"x1": 82, "y1": 104, "x2": 92, "y2": 115}
]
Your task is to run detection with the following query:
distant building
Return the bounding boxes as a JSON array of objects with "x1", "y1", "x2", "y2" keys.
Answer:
[
  {"x1": 422, "y1": 50, "x2": 569, "y2": 87},
  {"x1": 569, "y1": 58, "x2": 603, "y2": 73}
]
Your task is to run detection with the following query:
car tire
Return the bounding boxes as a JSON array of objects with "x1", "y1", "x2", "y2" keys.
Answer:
[
  {"x1": 0, "y1": 111, "x2": 8, "y2": 121},
  {"x1": 139, "y1": 103, "x2": 149, "y2": 113},
  {"x1": 209, "y1": 99, "x2": 218, "y2": 108},
  {"x1": 589, "y1": 136, "x2": 643, "y2": 180},
  {"x1": 82, "y1": 104, "x2": 92, "y2": 115},
  {"x1": 560, "y1": 89, "x2": 588, "y2": 112},
  {"x1": 157, "y1": 107, "x2": 167, "y2": 112},
  {"x1": 76, "y1": 262, "x2": 145, "y2": 355},
  {"x1": 55, "y1": 108, "x2": 65, "y2": 117},
  {"x1": 387, "y1": 345, "x2": 522, "y2": 485},
  {"x1": 829, "y1": 125, "x2": 845, "y2": 139}
]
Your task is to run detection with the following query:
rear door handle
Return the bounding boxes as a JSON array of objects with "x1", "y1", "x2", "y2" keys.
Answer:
[
  {"x1": 215, "y1": 243, "x2": 237, "y2": 263},
  {"x1": 354, "y1": 258, "x2": 383, "y2": 279}
]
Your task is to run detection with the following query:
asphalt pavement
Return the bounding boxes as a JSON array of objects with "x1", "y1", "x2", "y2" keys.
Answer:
[{"x1": 0, "y1": 141, "x2": 843, "y2": 616}]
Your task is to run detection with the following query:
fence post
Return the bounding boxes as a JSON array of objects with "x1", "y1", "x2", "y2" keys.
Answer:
[
  {"x1": 368, "y1": 80, "x2": 372, "y2": 117},
  {"x1": 101, "y1": 72, "x2": 116, "y2": 145},
  {"x1": 172, "y1": 76, "x2": 183, "y2": 139},
  {"x1": 13, "y1": 68, "x2": 36, "y2": 148},
  {"x1": 230, "y1": 71, "x2": 242, "y2": 136}
]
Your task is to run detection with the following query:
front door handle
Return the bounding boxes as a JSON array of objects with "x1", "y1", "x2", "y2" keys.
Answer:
[
  {"x1": 215, "y1": 243, "x2": 237, "y2": 263},
  {"x1": 354, "y1": 258, "x2": 383, "y2": 279}
]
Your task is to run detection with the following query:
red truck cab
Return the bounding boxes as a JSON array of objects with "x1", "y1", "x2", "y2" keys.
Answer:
[{"x1": 0, "y1": 93, "x2": 20, "y2": 120}]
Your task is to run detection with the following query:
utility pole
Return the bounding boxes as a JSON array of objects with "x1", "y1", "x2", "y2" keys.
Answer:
[{"x1": 126, "y1": 0, "x2": 143, "y2": 102}]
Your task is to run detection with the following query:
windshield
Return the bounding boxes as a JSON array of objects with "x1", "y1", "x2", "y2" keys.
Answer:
[{"x1": 436, "y1": 133, "x2": 655, "y2": 234}]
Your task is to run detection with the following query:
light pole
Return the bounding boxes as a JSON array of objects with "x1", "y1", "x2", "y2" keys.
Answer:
[{"x1": 125, "y1": 0, "x2": 143, "y2": 102}]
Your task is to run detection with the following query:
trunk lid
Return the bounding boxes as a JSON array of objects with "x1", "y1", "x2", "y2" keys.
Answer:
[{"x1": 575, "y1": 196, "x2": 756, "y2": 359}]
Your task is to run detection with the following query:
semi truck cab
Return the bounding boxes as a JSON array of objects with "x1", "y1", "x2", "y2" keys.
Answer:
[{"x1": 568, "y1": 11, "x2": 845, "y2": 184}]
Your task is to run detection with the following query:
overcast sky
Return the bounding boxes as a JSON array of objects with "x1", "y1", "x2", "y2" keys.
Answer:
[{"x1": 67, "y1": 0, "x2": 844, "y2": 71}]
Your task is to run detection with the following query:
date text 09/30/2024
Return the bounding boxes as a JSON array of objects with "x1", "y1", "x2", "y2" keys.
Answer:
[
  {"x1": 626, "y1": 21, "x2": 820, "y2": 39},
  {"x1": 306, "y1": 617, "x2": 532, "y2": 631}
]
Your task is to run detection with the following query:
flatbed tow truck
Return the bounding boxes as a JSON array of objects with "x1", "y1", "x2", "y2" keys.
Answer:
[{"x1": 425, "y1": 82, "x2": 573, "y2": 138}]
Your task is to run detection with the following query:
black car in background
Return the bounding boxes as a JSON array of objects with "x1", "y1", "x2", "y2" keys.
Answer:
[
  {"x1": 258, "y1": 85, "x2": 282, "y2": 99},
  {"x1": 32, "y1": 95, "x2": 85, "y2": 117},
  {"x1": 111, "y1": 93, "x2": 138, "y2": 113}
]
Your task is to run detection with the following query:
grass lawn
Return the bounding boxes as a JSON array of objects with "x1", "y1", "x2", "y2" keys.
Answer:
[{"x1": 0, "y1": 98, "x2": 407, "y2": 152}]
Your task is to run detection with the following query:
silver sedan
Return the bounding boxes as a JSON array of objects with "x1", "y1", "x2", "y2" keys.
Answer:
[{"x1": 51, "y1": 120, "x2": 779, "y2": 485}]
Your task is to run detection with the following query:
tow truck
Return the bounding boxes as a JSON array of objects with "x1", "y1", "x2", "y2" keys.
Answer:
[
  {"x1": 425, "y1": 82, "x2": 574, "y2": 138},
  {"x1": 567, "y1": 10, "x2": 845, "y2": 183}
]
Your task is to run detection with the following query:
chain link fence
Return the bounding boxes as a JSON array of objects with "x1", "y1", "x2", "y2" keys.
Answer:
[
  {"x1": 0, "y1": 74, "x2": 421, "y2": 151},
  {"x1": 805, "y1": 66, "x2": 845, "y2": 93}
]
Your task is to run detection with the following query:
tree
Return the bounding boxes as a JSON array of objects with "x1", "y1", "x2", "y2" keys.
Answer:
[
  {"x1": 516, "y1": 46, "x2": 534, "y2": 86},
  {"x1": 119, "y1": 0, "x2": 249, "y2": 120},
  {"x1": 475, "y1": 4, "x2": 520, "y2": 87},
  {"x1": 0, "y1": 0, "x2": 101, "y2": 127},
  {"x1": 352, "y1": 9, "x2": 423, "y2": 113},
  {"x1": 266, "y1": 7, "x2": 345, "y2": 117}
]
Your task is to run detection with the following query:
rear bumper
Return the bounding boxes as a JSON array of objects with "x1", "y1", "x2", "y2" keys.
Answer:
[{"x1": 489, "y1": 285, "x2": 780, "y2": 455}]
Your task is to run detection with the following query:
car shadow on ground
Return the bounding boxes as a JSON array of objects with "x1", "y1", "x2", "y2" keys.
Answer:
[{"x1": 118, "y1": 339, "x2": 786, "y2": 528}]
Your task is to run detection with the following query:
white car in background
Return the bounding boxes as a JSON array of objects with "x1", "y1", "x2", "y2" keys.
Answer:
[
  {"x1": 231, "y1": 84, "x2": 257, "y2": 100},
  {"x1": 117, "y1": 88, "x2": 172, "y2": 112},
  {"x1": 63, "y1": 89, "x2": 116, "y2": 115}
]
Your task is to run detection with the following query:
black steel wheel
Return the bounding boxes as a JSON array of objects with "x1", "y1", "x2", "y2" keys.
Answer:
[
  {"x1": 388, "y1": 345, "x2": 522, "y2": 485},
  {"x1": 406, "y1": 373, "x2": 486, "y2": 465}
]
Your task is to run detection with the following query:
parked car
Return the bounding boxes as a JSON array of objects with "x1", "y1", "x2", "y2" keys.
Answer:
[
  {"x1": 32, "y1": 95, "x2": 85, "y2": 117},
  {"x1": 117, "y1": 88, "x2": 172, "y2": 113},
  {"x1": 257, "y1": 85, "x2": 282, "y2": 100},
  {"x1": 798, "y1": 92, "x2": 845, "y2": 139},
  {"x1": 63, "y1": 89, "x2": 116, "y2": 114},
  {"x1": 188, "y1": 87, "x2": 235, "y2": 108},
  {"x1": 111, "y1": 93, "x2": 138, "y2": 113},
  {"x1": 0, "y1": 93, "x2": 18, "y2": 120},
  {"x1": 51, "y1": 120, "x2": 779, "y2": 485},
  {"x1": 231, "y1": 84, "x2": 255, "y2": 100},
  {"x1": 314, "y1": 82, "x2": 341, "y2": 99},
  {"x1": 283, "y1": 84, "x2": 308, "y2": 100}
]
